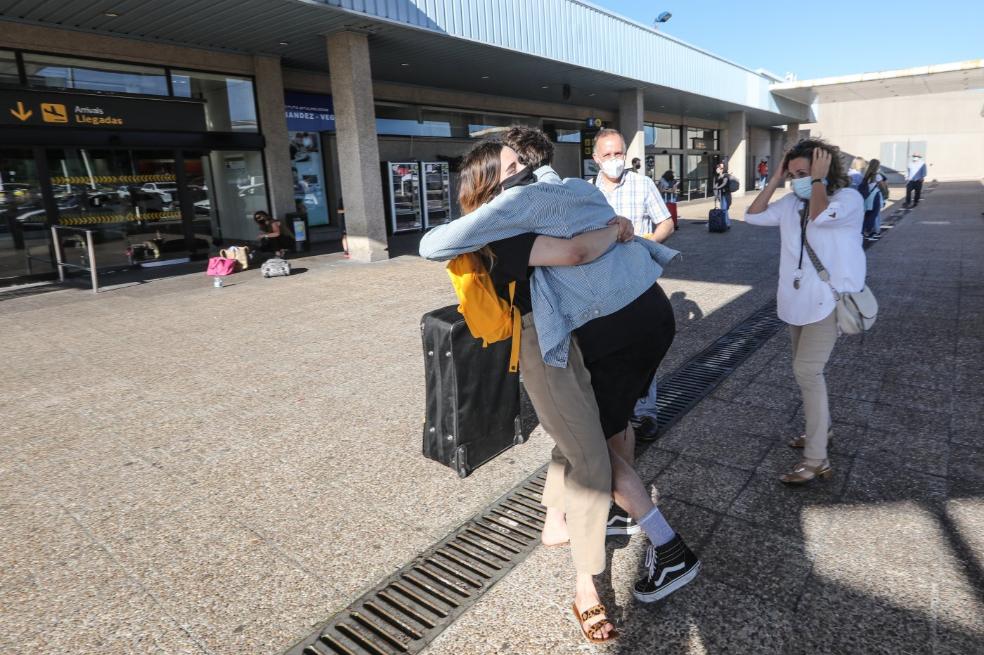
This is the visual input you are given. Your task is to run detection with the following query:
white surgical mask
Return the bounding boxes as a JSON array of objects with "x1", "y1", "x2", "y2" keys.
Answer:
[
  {"x1": 791, "y1": 176, "x2": 813, "y2": 199},
  {"x1": 600, "y1": 158, "x2": 625, "y2": 179}
]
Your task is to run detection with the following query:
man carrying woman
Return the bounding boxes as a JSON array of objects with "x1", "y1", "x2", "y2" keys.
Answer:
[{"x1": 419, "y1": 127, "x2": 700, "y2": 644}]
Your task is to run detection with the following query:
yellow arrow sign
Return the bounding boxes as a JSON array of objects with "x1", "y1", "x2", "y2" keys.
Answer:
[{"x1": 9, "y1": 101, "x2": 33, "y2": 121}]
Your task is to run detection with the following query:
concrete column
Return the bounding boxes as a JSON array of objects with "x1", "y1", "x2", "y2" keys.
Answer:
[
  {"x1": 252, "y1": 55, "x2": 295, "y2": 222},
  {"x1": 326, "y1": 31, "x2": 388, "y2": 262},
  {"x1": 725, "y1": 111, "x2": 748, "y2": 196},
  {"x1": 784, "y1": 122, "x2": 801, "y2": 152},
  {"x1": 618, "y1": 89, "x2": 645, "y2": 174},
  {"x1": 770, "y1": 129, "x2": 786, "y2": 187}
]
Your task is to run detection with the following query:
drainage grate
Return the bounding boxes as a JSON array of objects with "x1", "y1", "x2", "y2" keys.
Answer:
[
  {"x1": 284, "y1": 469, "x2": 549, "y2": 655},
  {"x1": 284, "y1": 204, "x2": 911, "y2": 655},
  {"x1": 650, "y1": 302, "x2": 785, "y2": 435}
]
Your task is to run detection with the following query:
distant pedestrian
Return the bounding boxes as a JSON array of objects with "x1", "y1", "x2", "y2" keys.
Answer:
[
  {"x1": 744, "y1": 138, "x2": 866, "y2": 485},
  {"x1": 254, "y1": 210, "x2": 288, "y2": 259},
  {"x1": 848, "y1": 157, "x2": 866, "y2": 187},
  {"x1": 631, "y1": 157, "x2": 642, "y2": 174},
  {"x1": 713, "y1": 161, "x2": 732, "y2": 227},
  {"x1": 658, "y1": 170, "x2": 680, "y2": 230},
  {"x1": 757, "y1": 159, "x2": 769, "y2": 189},
  {"x1": 905, "y1": 153, "x2": 927, "y2": 207},
  {"x1": 859, "y1": 159, "x2": 888, "y2": 240}
]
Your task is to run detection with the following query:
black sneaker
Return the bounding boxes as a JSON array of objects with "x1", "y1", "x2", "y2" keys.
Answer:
[
  {"x1": 634, "y1": 416, "x2": 660, "y2": 442},
  {"x1": 606, "y1": 505, "x2": 641, "y2": 536},
  {"x1": 633, "y1": 534, "x2": 701, "y2": 603}
]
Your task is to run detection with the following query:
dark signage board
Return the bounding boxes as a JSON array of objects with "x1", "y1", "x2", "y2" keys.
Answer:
[
  {"x1": 0, "y1": 89, "x2": 206, "y2": 132},
  {"x1": 581, "y1": 118, "x2": 604, "y2": 179},
  {"x1": 285, "y1": 91, "x2": 335, "y2": 132}
]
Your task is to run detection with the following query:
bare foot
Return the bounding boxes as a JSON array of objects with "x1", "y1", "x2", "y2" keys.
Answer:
[{"x1": 541, "y1": 507, "x2": 569, "y2": 546}]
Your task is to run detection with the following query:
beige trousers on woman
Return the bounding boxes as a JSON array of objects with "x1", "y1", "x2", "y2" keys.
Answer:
[
  {"x1": 519, "y1": 314, "x2": 611, "y2": 576},
  {"x1": 789, "y1": 310, "x2": 839, "y2": 460}
]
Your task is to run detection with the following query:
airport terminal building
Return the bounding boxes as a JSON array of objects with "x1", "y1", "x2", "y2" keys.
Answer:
[{"x1": 0, "y1": 0, "x2": 974, "y2": 283}]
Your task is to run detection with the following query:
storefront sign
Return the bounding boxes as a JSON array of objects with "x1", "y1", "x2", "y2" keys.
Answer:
[
  {"x1": 285, "y1": 91, "x2": 335, "y2": 132},
  {"x1": 0, "y1": 89, "x2": 206, "y2": 132},
  {"x1": 691, "y1": 138, "x2": 708, "y2": 150}
]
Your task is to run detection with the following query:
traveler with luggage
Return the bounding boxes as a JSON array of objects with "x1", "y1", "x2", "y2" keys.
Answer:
[
  {"x1": 711, "y1": 161, "x2": 733, "y2": 230},
  {"x1": 420, "y1": 131, "x2": 701, "y2": 644},
  {"x1": 859, "y1": 159, "x2": 888, "y2": 240},
  {"x1": 658, "y1": 169, "x2": 681, "y2": 230},
  {"x1": 254, "y1": 210, "x2": 288, "y2": 259},
  {"x1": 757, "y1": 159, "x2": 769, "y2": 189},
  {"x1": 744, "y1": 138, "x2": 867, "y2": 485}
]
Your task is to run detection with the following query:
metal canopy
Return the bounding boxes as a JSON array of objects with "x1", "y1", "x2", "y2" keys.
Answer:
[
  {"x1": 0, "y1": 0, "x2": 808, "y2": 126},
  {"x1": 771, "y1": 59, "x2": 984, "y2": 104}
]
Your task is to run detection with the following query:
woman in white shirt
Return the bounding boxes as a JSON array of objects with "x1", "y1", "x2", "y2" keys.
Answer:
[{"x1": 744, "y1": 139, "x2": 866, "y2": 484}]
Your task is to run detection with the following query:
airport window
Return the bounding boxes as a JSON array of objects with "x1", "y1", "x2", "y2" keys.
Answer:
[
  {"x1": 376, "y1": 105, "x2": 452, "y2": 137},
  {"x1": 170, "y1": 70, "x2": 258, "y2": 132},
  {"x1": 23, "y1": 54, "x2": 169, "y2": 96},
  {"x1": 0, "y1": 50, "x2": 18, "y2": 86},
  {"x1": 645, "y1": 123, "x2": 681, "y2": 149},
  {"x1": 686, "y1": 127, "x2": 719, "y2": 151}
]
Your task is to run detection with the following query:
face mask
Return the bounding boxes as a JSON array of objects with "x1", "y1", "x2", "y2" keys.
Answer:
[
  {"x1": 791, "y1": 176, "x2": 813, "y2": 200},
  {"x1": 498, "y1": 166, "x2": 534, "y2": 193},
  {"x1": 600, "y1": 158, "x2": 625, "y2": 179}
]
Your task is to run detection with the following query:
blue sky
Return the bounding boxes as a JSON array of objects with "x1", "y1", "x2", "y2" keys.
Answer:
[{"x1": 591, "y1": 1, "x2": 983, "y2": 80}]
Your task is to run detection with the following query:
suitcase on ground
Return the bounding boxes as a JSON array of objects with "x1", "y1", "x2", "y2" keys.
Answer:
[
  {"x1": 261, "y1": 257, "x2": 291, "y2": 277},
  {"x1": 421, "y1": 305, "x2": 526, "y2": 478},
  {"x1": 708, "y1": 208, "x2": 729, "y2": 233}
]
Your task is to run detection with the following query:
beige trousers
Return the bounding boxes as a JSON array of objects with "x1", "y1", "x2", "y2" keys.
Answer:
[
  {"x1": 519, "y1": 315, "x2": 611, "y2": 576},
  {"x1": 789, "y1": 310, "x2": 839, "y2": 460}
]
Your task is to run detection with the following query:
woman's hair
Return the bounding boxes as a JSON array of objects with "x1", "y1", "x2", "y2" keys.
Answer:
[
  {"x1": 254, "y1": 210, "x2": 271, "y2": 223},
  {"x1": 862, "y1": 158, "x2": 881, "y2": 186},
  {"x1": 458, "y1": 141, "x2": 504, "y2": 214},
  {"x1": 662, "y1": 170, "x2": 675, "y2": 182},
  {"x1": 783, "y1": 138, "x2": 850, "y2": 194},
  {"x1": 715, "y1": 161, "x2": 728, "y2": 174}
]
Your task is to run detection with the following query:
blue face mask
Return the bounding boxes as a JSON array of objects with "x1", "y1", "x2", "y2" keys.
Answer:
[{"x1": 791, "y1": 176, "x2": 813, "y2": 200}]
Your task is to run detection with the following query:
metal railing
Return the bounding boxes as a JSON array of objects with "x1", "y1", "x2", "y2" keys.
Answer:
[{"x1": 51, "y1": 225, "x2": 99, "y2": 293}]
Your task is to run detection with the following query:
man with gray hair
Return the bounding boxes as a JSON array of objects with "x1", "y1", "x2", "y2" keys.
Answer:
[{"x1": 591, "y1": 127, "x2": 674, "y2": 442}]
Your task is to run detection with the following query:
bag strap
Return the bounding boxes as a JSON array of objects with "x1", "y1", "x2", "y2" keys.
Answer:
[
  {"x1": 507, "y1": 281, "x2": 520, "y2": 373},
  {"x1": 798, "y1": 202, "x2": 842, "y2": 302}
]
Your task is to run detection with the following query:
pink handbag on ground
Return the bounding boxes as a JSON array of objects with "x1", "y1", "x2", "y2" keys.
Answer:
[{"x1": 206, "y1": 257, "x2": 236, "y2": 276}]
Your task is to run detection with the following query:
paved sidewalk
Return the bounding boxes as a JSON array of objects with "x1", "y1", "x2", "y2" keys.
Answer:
[
  {"x1": 1, "y1": 183, "x2": 981, "y2": 654},
  {"x1": 0, "y1": 189, "x2": 782, "y2": 654},
  {"x1": 423, "y1": 182, "x2": 984, "y2": 654}
]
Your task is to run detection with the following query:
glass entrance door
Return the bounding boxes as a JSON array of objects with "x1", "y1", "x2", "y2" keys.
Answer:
[
  {"x1": 0, "y1": 149, "x2": 51, "y2": 281},
  {"x1": 45, "y1": 148, "x2": 207, "y2": 268}
]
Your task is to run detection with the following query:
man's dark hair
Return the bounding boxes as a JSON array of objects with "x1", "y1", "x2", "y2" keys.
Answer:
[
  {"x1": 783, "y1": 137, "x2": 850, "y2": 194},
  {"x1": 501, "y1": 125, "x2": 554, "y2": 168}
]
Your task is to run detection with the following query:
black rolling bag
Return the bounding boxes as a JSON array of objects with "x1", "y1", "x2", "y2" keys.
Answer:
[
  {"x1": 708, "y1": 198, "x2": 729, "y2": 233},
  {"x1": 421, "y1": 305, "x2": 526, "y2": 478}
]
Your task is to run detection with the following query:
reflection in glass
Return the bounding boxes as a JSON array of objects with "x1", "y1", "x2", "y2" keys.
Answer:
[
  {"x1": 644, "y1": 123, "x2": 682, "y2": 149},
  {"x1": 171, "y1": 70, "x2": 258, "y2": 132},
  {"x1": 0, "y1": 149, "x2": 52, "y2": 280},
  {"x1": 206, "y1": 151, "x2": 267, "y2": 241},
  {"x1": 384, "y1": 162, "x2": 422, "y2": 233},
  {"x1": 289, "y1": 131, "x2": 328, "y2": 226},
  {"x1": 24, "y1": 54, "x2": 168, "y2": 95},
  {"x1": 0, "y1": 50, "x2": 19, "y2": 86}
]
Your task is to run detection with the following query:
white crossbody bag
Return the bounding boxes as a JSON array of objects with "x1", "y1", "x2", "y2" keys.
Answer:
[{"x1": 797, "y1": 203, "x2": 878, "y2": 335}]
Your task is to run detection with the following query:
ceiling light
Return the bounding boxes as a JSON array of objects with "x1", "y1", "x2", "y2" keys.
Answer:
[
  {"x1": 400, "y1": 62, "x2": 409, "y2": 67},
  {"x1": 588, "y1": 92, "x2": 596, "y2": 97},
  {"x1": 541, "y1": 85, "x2": 549, "y2": 89},
  {"x1": 278, "y1": 41, "x2": 289, "y2": 46},
  {"x1": 105, "y1": 11, "x2": 120, "y2": 17},
  {"x1": 481, "y1": 75, "x2": 490, "y2": 79}
]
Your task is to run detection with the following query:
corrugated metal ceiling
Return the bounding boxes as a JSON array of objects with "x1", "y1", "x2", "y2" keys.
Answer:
[{"x1": 0, "y1": 0, "x2": 803, "y2": 124}]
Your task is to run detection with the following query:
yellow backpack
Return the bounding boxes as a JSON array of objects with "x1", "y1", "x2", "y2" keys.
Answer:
[{"x1": 446, "y1": 252, "x2": 521, "y2": 373}]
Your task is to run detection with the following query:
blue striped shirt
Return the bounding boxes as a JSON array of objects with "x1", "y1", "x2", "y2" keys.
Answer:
[{"x1": 419, "y1": 167, "x2": 680, "y2": 367}]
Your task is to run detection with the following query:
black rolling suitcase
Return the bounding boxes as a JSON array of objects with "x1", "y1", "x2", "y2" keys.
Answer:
[
  {"x1": 708, "y1": 198, "x2": 729, "y2": 233},
  {"x1": 421, "y1": 305, "x2": 526, "y2": 478}
]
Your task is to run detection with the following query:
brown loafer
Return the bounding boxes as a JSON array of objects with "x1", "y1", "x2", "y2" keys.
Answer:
[
  {"x1": 780, "y1": 459, "x2": 833, "y2": 485},
  {"x1": 788, "y1": 429, "x2": 834, "y2": 449}
]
